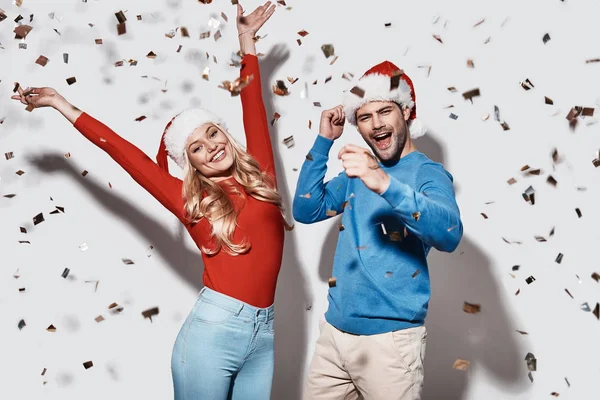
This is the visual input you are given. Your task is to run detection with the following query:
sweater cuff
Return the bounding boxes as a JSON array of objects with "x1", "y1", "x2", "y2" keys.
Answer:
[
  {"x1": 310, "y1": 135, "x2": 334, "y2": 156},
  {"x1": 380, "y1": 175, "x2": 412, "y2": 209}
]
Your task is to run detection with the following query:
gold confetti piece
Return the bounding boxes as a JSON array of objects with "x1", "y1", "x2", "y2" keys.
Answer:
[
  {"x1": 542, "y1": 33, "x2": 551, "y2": 44},
  {"x1": 35, "y1": 55, "x2": 49, "y2": 66},
  {"x1": 115, "y1": 10, "x2": 126, "y2": 24},
  {"x1": 545, "y1": 96, "x2": 553, "y2": 105},
  {"x1": 287, "y1": 77, "x2": 299, "y2": 84},
  {"x1": 535, "y1": 236, "x2": 547, "y2": 242},
  {"x1": 5, "y1": 151, "x2": 14, "y2": 160},
  {"x1": 480, "y1": 213, "x2": 488, "y2": 219},
  {"x1": 95, "y1": 39, "x2": 103, "y2": 45},
  {"x1": 81, "y1": 170, "x2": 88, "y2": 177},
  {"x1": 328, "y1": 277, "x2": 337, "y2": 287},
  {"x1": 41, "y1": 368, "x2": 47, "y2": 376},
  {"x1": 83, "y1": 361, "x2": 93, "y2": 370},
  {"x1": 463, "y1": 302, "x2": 481, "y2": 314},
  {"x1": 135, "y1": 116, "x2": 146, "y2": 122},
  {"x1": 462, "y1": 88, "x2": 480, "y2": 102},
  {"x1": 412, "y1": 269, "x2": 421, "y2": 278},
  {"x1": 16, "y1": 169, "x2": 25, "y2": 175},
  {"x1": 146, "y1": 51, "x2": 157, "y2": 59},
  {"x1": 33, "y1": 213, "x2": 44, "y2": 225},
  {"x1": 214, "y1": 30, "x2": 222, "y2": 41},
  {"x1": 326, "y1": 210, "x2": 337, "y2": 217},
  {"x1": 305, "y1": 153, "x2": 313, "y2": 161},
  {"x1": 516, "y1": 330, "x2": 528, "y2": 335},
  {"x1": 582, "y1": 107, "x2": 594, "y2": 117},
  {"x1": 66, "y1": 77, "x2": 76, "y2": 85},
  {"x1": 591, "y1": 272, "x2": 600, "y2": 282},
  {"x1": 473, "y1": 18, "x2": 485, "y2": 28},
  {"x1": 338, "y1": 223, "x2": 345, "y2": 231},
  {"x1": 221, "y1": 12, "x2": 228, "y2": 22},
  {"x1": 555, "y1": 253, "x2": 563, "y2": 264},
  {"x1": 329, "y1": 55, "x2": 339, "y2": 65},
  {"x1": 299, "y1": 193, "x2": 311, "y2": 199},
  {"x1": 525, "y1": 352, "x2": 536, "y2": 371},
  {"x1": 585, "y1": 58, "x2": 600, "y2": 63},
  {"x1": 467, "y1": 59, "x2": 474, "y2": 68},
  {"x1": 389, "y1": 232, "x2": 402, "y2": 242},
  {"x1": 142, "y1": 307, "x2": 159, "y2": 322},
  {"x1": 117, "y1": 23, "x2": 126, "y2": 35},
  {"x1": 298, "y1": 30, "x2": 309, "y2": 37},
  {"x1": 272, "y1": 80, "x2": 289, "y2": 96},
  {"x1": 271, "y1": 112, "x2": 281, "y2": 126},
  {"x1": 122, "y1": 259, "x2": 134, "y2": 265},
  {"x1": 282, "y1": 136, "x2": 295, "y2": 148},
  {"x1": 95, "y1": 315, "x2": 104, "y2": 323},
  {"x1": 411, "y1": 211, "x2": 421, "y2": 221},
  {"x1": 507, "y1": 177, "x2": 517, "y2": 185},
  {"x1": 350, "y1": 86, "x2": 365, "y2": 98},
  {"x1": 520, "y1": 78, "x2": 535, "y2": 90},
  {"x1": 500, "y1": 121, "x2": 510, "y2": 131},
  {"x1": 199, "y1": 31, "x2": 210, "y2": 39},
  {"x1": 452, "y1": 359, "x2": 470, "y2": 371},
  {"x1": 575, "y1": 208, "x2": 582, "y2": 218},
  {"x1": 20, "y1": 227, "x2": 26, "y2": 233},
  {"x1": 565, "y1": 288, "x2": 573, "y2": 299},
  {"x1": 526, "y1": 276, "x2": 535, "y2": 284},
  {"x1": 432, "y1": 34, "x2": 443, "y2": 43},
  {"x1": 546, "y1": 176, "x2": 557, "y2": 186},
  {"x1": 46, "y1": 324, "x2": 56, "y2": 332},
  {"x1": 551, "y1": 393, "x2": 559, "y2": 397},
  {"x1": 296, "y1": 39, "x2": 302, "y2": 46},
  {"x1": 13, "y1": 25, "x2": 33, "y2": 39},
  {"x1": 324, "y1": 76, "x2": 332, "y2": 84},
  {"x1": 321, "y1": 44, "x2": 334, "y2": 58},
  {"x1": 385, "y1": 22, "x2": 391, "y2": 27},
  {"x1": 593, "y1": 303, "x2": 599, "y2": 319},
  {"x1": 202, "y1": 66, "x2": 210, "y2": 80},
  {"x1": 218, "y1": 75, "x2": 253, "y2": 96},
  {"x1": 308, "y1": 120, "x2": 312, "y2": 129}
]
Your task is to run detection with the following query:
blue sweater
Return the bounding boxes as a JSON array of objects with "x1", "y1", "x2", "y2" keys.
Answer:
[{"x1": 293, "y1": 135, "x2": 463, "y2": 335}]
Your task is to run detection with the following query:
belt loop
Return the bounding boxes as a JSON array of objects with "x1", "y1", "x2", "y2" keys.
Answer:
[{"x1": 199, "y1": 287, "x2": 206, "y2": 296}]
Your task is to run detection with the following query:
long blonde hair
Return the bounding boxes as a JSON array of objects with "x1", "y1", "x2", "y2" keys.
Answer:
[{"x1": 182, "y1": 124, "x2": 292, "y2": 256}]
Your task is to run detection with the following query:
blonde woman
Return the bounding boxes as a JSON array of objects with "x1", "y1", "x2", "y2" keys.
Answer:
[{"x1": 11, "y1": 2, "x2": 288, "y2": 399}]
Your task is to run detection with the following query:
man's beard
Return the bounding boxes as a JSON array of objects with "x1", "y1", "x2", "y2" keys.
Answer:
[{"x1": 368, "y1": 129, "x2": 407, "y2": 166}]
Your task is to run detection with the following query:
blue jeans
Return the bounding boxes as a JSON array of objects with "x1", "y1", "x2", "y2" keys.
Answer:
[{"x1": 171, "y1": 287, "x2": 275, "y2": 400}]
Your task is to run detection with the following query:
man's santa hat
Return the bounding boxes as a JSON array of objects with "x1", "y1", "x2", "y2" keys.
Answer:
[
  {"x1": 156, "y1": 108, "x2": 227, "y2": 172},
  {"x1": 342, "y1": 60, "x2": 426, "y2": 139}
]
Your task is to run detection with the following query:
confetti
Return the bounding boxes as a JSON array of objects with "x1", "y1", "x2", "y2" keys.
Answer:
[
  {"x1": 462, "y1": 88, "x2": 480, "y2": 102},
  {"x1": 202, "y1": 66, "x2": 210, "y2": 80},
  {"x1": 516, "y1": 330, "x2": 528, "y2": 335},
  {"x1": 66, "y1": 77, "x2": 76, "y2": 85},
  {"x1": 522, "y1": 186, "x2": 535, "y2": 205},
  {"x1": 299, "y1": 193, "x2": 311, "y2": 199},
  {"x1": 180, "y1": 27, "x2": 190, "y2": 38},
  {"x1": 593, "y1": 303, "x2": 599, "y2": 319},
  {"x1": 18, "y1": 319, "x2": 26, "y2": 330},
  {"x1": 555, "y1": 253, "x2": 563, "y2": 264},
  {"x1": 142, "y1": 307, "x2": 159, "y2": 322},
  {"x1": 338, "y1": 223, "x2": 344, "y2": 231},
  {"x1": 384, "y1": 271, "x2": 393, "y2": 278},
  {"x1": 526, "y1": 276, "x2": 536, "y2": 284},
  {"x1": 13, "y1": 25, "x2": 33, "y2": 39},
  {"x1": 214, "y1": 30, "x2": 222, "y2": 41},
  {"x1": 551, "y1": 393, "x2": 559, "y2": 397},
  {"x1": 95, "y1": 315, "x2": 104, "y2": 323},
  {"x1": 33, "y1": 213, "x2": 44, "y2": 225},
  {"x1": 542, "y1": 33, "x2": 551, "y2": 44},
  {"x1": 575, "y1": 208, "x2": 582, "y2": 218},
  {"x1": 412, "y1": 269, "x2": 421, "y2": 278},
  {"x1": 452, "y1": 359, "x2": 470, "y2": 371},
  {"x1": 272, "y1": 80, "x2": 289, "y2": 96},
  {"x1": 545, "y1": 96, "x2": 553, "y2": 105},
  {"x1": 449, "y1": 113, "x2": 458, "y2": 120},
  {"x1": 580, "y1": 302, "x2": 591, "y2": 312},
  {"x1": 592, "y1": 272, "x2": 600, "y2": 282},
  {"x1": 218, "y1": 75, "x2": 253, "y2": 96},
  {"x1": 83, "y1": 361, "x2": 93, "y2": 370},
  {"x1": 473, "y1": 18, "x2": 485, "y2": 28},
  {"x1": 321, "y1": 44, "x2": 334, "y2": 58},
  {"x1": 585, "y1": 58, "x2": 600, "y2": 63},
  {"x1": 298, "y1": 30, "x2": 309, "y2": 37},
  {"x1": 146, "y1": 51, "x2": 157, "y2": 59},
  {"x1": 46, "y1": 324, "x2": 56, "y2": 332},
  {"x1": 520, "y1": 78, "x2": 534, "y2": 90},
  {"x1": 305, "y1": 153, "x2": 313, "y2": 161},
  {"x1": 61, "y1": 268, "x2": 70, "y2": 278},
  {"x1": 525, "y1": 352, "x2": 536, "y2": 371},
  {"x1": 564, "y1": 288, "x2": 573, "y2": 299},
  {"x1": 546, "y1": 175, "x2": 557, "y2": 186},
  {"x1": 199, "y1": 31, "x2": 210, "y2": 39},
  {"x1": 467, "y1": 59, "x2": 475, "y2": 68},
  {"x1": 463, "y1": 302, "x2": 481, "y2": 314},
  {"x1": 122, "y1": 259, "x2": 134, "y2": 265},
  {"x1": 328, "y1": 277, "x2": 337, "y2": 287},
  {"x1": 135, "y1": 116, "x2": 146, "y2": 122},
  {"x1": 282, "y1": 135, "x2": 295, "y2": 148},
  {"x1": 389, "y1": 232, "x2": 402, "y2": 242},
  {"x1": 35, "y1": 55, "x2": 49, "y2": 67},
  {"x1": 411, "y1": 211, "x2": 421, "y2": 221},
  {"x1": 5, "y1": 152, "x2": 14, "y2": 160},
  {"x1": 95, "y1": 39, "x2": 103, "y2": 45},
  {"x1": 271, "y1": 112, "x2": 280, "y2": 126},
  {"x1": 432, "y1": 34, "x2": 443, "y2": 43}
]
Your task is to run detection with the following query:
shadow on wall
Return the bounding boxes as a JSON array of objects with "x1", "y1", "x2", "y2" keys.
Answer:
[
  {"x1": 316, "y1": 129, "x2": 530, "y2": 400},
  {"x1": 258, "y1": 44, "x2": 311, "y2": 400},
  {"x1": 26, "y1": 153, "x2": 206, "y2": 290}
]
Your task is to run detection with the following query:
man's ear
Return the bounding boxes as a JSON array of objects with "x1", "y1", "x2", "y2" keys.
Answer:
[{"x1": 403, "y1": 106, "x2": 411, "y2": 121}]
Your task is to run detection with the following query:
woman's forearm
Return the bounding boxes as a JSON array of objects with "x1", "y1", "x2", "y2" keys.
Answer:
[
  {"x1": 53, "y1": 96, "x2": 83, "y2": 124},
  {"x1": 239, "y1": 32, "x2": 256, "y2": 56}
]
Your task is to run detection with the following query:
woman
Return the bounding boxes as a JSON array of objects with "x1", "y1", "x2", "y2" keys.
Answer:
[{"x1": 12, "y1": 2, "x2": 288, "y2": 399}]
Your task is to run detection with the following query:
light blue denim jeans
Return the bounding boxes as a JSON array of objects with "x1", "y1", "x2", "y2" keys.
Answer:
[{"x1": 171, "y1": 287, "x2": 275, "y2": 400}]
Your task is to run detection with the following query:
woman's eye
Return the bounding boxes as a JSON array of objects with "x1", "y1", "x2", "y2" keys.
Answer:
[
  {"x1": 194, "y1": 146, "x2": 202, "y2": 153},
  {"x1": 210, "y1": 131, "x2": 217, "y2": 138}
]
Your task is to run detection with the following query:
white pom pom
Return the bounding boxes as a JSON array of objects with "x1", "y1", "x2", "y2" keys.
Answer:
[{"x1": 409, "y1": 118, "x2": 427, "y2": 139}]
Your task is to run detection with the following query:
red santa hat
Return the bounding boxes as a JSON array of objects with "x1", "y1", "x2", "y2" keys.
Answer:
[
  {"x1": 342, "y1": 60, "x2": 426, "y2": 139},
  {"x1": 156, "y1": 108, "x2": 227, "y2": 172}
]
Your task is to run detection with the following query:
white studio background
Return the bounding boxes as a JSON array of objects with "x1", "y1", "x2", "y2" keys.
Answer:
[{"x1": 1, "y1": 0, "x2": 599, "y2": 399}]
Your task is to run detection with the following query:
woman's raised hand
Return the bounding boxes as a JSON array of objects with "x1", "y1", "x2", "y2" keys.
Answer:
[
  {"x1": 10, "y1": 86, "x2": 63, "y2": 109},
  {"x1": 236, "y1": 1, "x2": 276, "y2": 37}
]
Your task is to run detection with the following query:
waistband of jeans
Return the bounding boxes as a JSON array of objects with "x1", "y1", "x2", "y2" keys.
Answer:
[{"x1": 199, "y1": 287, "x2": 274, "y2": 321}]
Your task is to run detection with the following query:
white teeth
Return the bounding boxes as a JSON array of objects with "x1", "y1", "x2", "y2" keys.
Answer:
[{"x1": 212, "y1": 150, "x2": 224, "y2": 162}]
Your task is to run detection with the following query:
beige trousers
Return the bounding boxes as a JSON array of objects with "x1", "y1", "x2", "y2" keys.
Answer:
[{"x1": 303, "y1": 322, "x2": 427, "y2": 400}]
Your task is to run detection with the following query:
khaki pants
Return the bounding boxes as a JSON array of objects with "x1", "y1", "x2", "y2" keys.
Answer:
[{"x1": 304, "y1": 322, "x2": 427, "y2": 400}]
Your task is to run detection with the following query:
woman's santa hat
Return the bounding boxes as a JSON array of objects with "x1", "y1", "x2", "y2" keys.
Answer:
[
  {"x1": 156, "y1": 108, "x2": 227, "y2": 172},
  {"x1": 342, "y1": 60, "x2": 426, "y2": 139}
]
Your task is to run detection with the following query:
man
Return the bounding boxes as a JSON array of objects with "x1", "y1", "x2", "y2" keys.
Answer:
[{"x1": 293, "y1": 60, "x2": 463, "y2": 400}]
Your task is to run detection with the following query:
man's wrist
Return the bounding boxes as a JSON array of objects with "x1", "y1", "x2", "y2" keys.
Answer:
[
  {"x1": 318, "y1": 132, "x2": 336, "y2": 141},
  {"x1": 376, "y1": 171, "x2": 391, "y2": 194}
]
